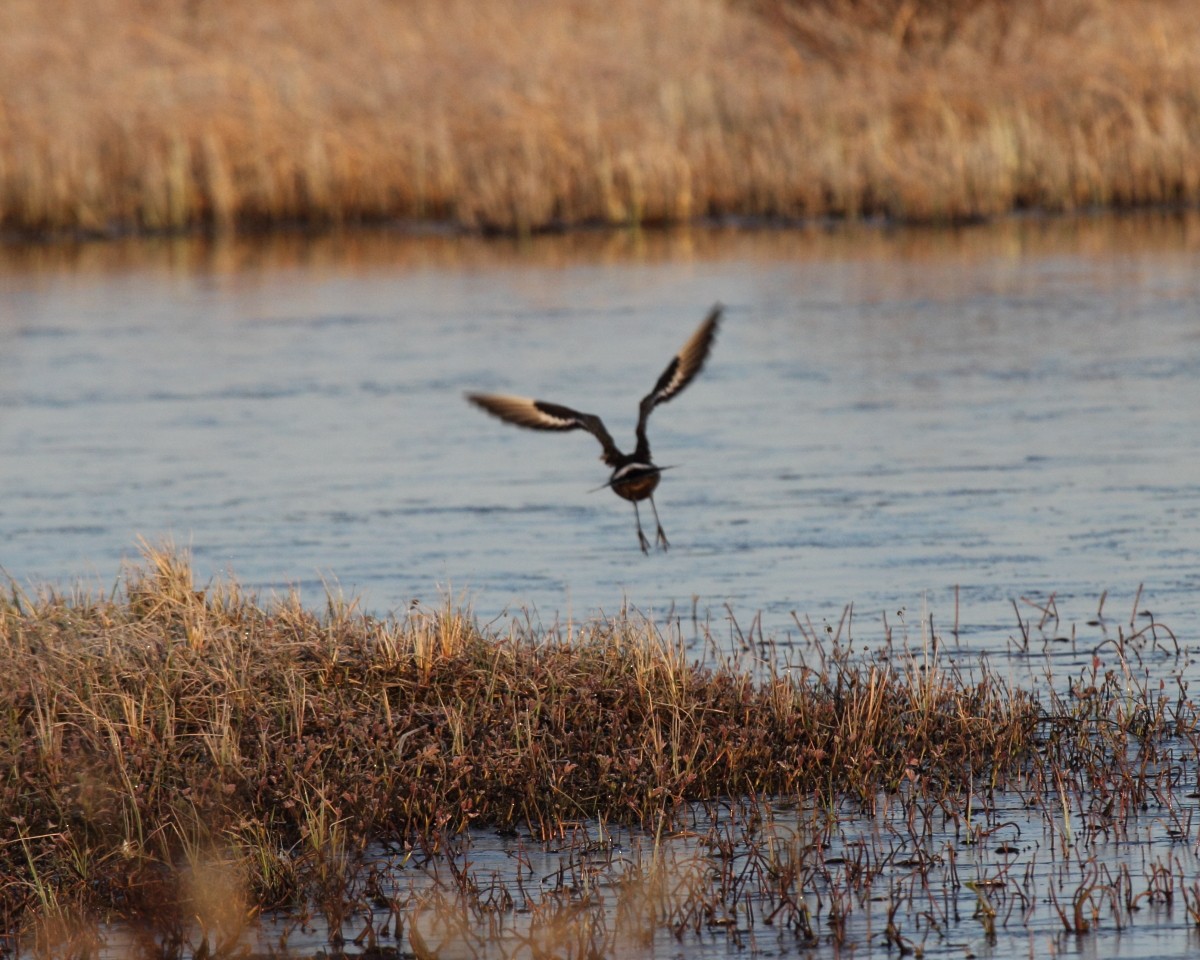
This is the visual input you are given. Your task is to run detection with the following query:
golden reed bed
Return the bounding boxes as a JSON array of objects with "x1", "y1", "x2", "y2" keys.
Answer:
[
  {"x1": 1, "y1": 548, "x2": 1188, "y2": 952},
  {"x1": 2, "y1": 0, "x2": 1199, "y2": 236},
  {"x1": 2, "y1": 548, "x2": 1039, "y2": 936}
]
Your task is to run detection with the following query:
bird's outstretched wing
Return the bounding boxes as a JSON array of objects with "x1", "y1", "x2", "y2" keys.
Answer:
[
  {"x1": 634, "y1": 304, "x2": 722, "y2": 457},
  {"x1": 466, "y1": 393, "x2": 623, "y2": 466}
]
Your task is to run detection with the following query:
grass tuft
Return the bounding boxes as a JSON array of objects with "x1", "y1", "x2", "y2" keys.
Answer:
[
  {"x1": 0, "y1": 546, "x2": 1041, "y2": 936},
  {"x1": 0, "y1": 546, "x2": 1191, "y2": 954}
]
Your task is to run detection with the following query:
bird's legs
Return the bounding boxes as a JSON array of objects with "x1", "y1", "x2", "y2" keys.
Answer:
[
  {"x1": 649, "y1": 496, "x2": 669, "y2": 551},
  {"x1": 632, "y1": 501, "x2": 651, "y2": 554}
]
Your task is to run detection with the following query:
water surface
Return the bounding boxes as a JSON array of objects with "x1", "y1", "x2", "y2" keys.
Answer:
[
  {"x1": 4, "y1": 214, "x2": 1200, "y2": 959},
  {"x1": 1, "y1": 214, "x2": 1198, "y2": 650}
]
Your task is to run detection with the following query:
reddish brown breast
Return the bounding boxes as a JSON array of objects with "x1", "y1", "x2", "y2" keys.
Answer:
[{"x1": 611, "y1": 470, "x2": 661, "y2": 502}]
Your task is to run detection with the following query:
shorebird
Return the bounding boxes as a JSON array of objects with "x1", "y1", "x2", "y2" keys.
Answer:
[{"x1": 467, "y1": 305, "x2": 722, "y2": 553}]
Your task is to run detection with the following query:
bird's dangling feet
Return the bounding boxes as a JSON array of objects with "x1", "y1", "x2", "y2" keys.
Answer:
[
  {"x1": 650, "y1": 497, "x2": 669, "y2": 551},
  {"x1": 634, "y1": 502, "x2": 652, "y2": 554}
]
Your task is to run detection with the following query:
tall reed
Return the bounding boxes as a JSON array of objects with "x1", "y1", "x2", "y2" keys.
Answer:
[{"x1": 2, "y1": 0, "x2": 1198, "y2": 236}]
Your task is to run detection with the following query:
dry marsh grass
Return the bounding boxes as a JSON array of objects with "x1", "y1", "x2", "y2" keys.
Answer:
[
  {"x1": 1, "y1": 548, "x2": 1194, "y2": 958},
  {"x1": 2, "y1": 0, "x2": 1199, "y2": 237},
  {"x1": 0, "y1": 546, "x2": 1055, "y2": 946}
]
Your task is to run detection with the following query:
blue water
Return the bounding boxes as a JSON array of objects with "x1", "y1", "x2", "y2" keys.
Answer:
[
  {"x1": 1, "y1": 216, "x2": 1198, "y2": 653},
  {"x1": 5, "y1": 215, "x2": 1200, "y2": 959}
]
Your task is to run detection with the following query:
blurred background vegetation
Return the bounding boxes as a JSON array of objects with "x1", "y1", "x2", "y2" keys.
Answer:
[{"x1": 2, "y1": 0, "x2": 1197, "y2": 236}]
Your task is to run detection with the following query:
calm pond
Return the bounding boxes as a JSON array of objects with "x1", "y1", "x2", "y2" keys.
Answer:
[{"x1": 2, "y1": 213, "x2": 1200, "y2": 958}]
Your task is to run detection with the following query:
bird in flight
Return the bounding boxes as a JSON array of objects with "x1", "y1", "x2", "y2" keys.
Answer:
[{"x1": 467, "y1": 305, "x2": 721, "y2": 553}]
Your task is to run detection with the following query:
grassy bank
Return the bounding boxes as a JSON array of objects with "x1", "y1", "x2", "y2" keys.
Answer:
[
  {"x1": 0, "y1": 548, "x2": 1045, "y2": 945},
  {"x1": 2, "y1": 0, "x2": 1199, "y2": 237},
  {"x1": 1, "y1": 550, "x2": 1191, "y2": 955}
]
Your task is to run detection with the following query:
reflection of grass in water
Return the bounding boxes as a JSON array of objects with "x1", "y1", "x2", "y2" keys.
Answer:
[
  {"x1": 0, "y1": 545, "x2": 1191, "y2": 956},
  {"x1": 2, "y1": 0, "x2": 1199, "y2": 237},
  {"x1": 3, "y1": 208, "x2": 1199, "y2": 290}
]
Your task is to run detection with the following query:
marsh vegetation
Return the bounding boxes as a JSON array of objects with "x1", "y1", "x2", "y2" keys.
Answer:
[
  {"x1": 3, "y1": 0, "x2": 1199, "y2": 236},
  {"x1": 2, "y1": 548, "x2": 1195, "y2": 957}
]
